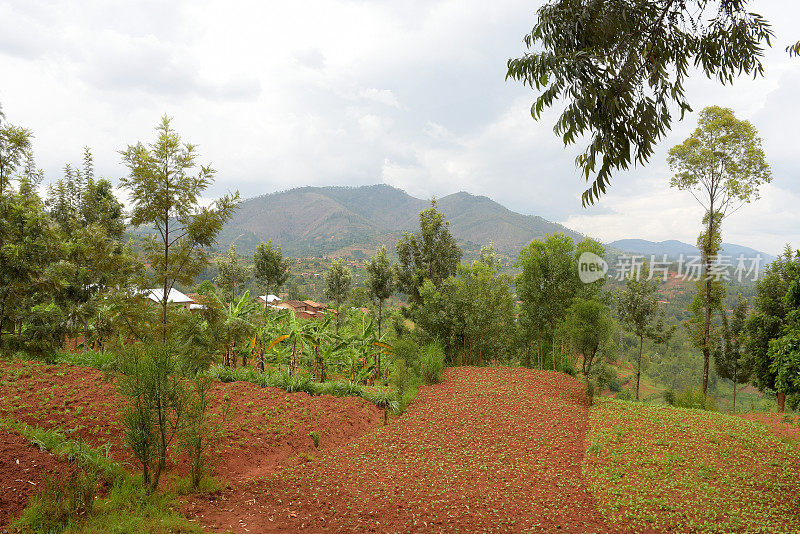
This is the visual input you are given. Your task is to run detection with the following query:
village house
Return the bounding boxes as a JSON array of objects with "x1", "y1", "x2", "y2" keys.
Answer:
[{"x1": 273, "y1": 299, "x2": 331, "y2": 320}]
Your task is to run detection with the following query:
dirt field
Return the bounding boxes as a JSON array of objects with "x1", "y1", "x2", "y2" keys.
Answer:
[
  {"x1": 183, "y1": 367, "x2": 612, "y2": 533},
  {"x1": 0, "y1": 359, "x2": 382, "y2": 484}
]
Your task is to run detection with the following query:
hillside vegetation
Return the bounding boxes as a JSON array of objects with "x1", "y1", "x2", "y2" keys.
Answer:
[{"x1": 216, "y1": 184, "x2": 584, "y2": 256}]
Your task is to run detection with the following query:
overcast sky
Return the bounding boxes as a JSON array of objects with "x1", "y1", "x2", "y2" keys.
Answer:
[{"x1": 1, "y1": 0, "x2": 798, "y2": 255}]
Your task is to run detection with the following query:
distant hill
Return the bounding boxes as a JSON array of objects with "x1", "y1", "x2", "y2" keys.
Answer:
[
  {"x1": 609, "y1": 239, "x2": 775, "y2": 264},
  {"x1": 216, "y1": 184, "x2": 585, "y2": 256}
]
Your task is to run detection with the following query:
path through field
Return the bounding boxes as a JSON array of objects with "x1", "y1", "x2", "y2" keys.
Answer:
[{"x1": 185, "y1": 367, "x2": 613, "y2": 533}]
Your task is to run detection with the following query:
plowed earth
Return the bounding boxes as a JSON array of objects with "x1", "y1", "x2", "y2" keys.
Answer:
[
  {"x1": 0, "y1": 359, "x2": 381, "y2": 495},
  {"x1": 184, "y1": 367, "x2": 613, "y2": 533}
]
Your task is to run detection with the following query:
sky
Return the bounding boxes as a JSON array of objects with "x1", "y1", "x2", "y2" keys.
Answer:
[{"x1": 1, "y1": 0, "x2": 798, "y2": 256}]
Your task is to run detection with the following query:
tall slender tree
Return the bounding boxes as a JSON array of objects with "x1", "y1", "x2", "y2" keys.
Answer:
[
  {"x1": 616, "y1": 266, "x2": 664, "y2": 401},
  {"x1": 324, "y1": 259, "x2": 352, "y2": 333},
  {"x1": 120, "y1": 116, "x2": 239, "y2": 341},
  {"x1": 0, "y1": 104, "x2": 33, "y2": 196},
  {"x1": 253, "y1": 240, "x2": 289, "y2": 320},
  {"x1": 365, "y1": 245, "x2": 394, "y2": 339},
  {"x1": 669, "y1": 106, "x2": 771, "y2": 396}
]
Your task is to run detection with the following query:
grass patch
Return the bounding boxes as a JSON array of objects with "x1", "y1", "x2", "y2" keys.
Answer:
[
  {"x1": 585, "y1": 399, "x2": 800, "y2": 532},
  {"x1": 3, "y1": 421, "x2": 205, "y2": 534},
  {"x1": 206, "y1": 365, "x2": 402, "y2": 414}
]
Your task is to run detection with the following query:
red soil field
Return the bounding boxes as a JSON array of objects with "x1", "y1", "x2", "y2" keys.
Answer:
[
  {"x1": 738, "y1": 412, "x2": 800, "y2": 440},
  {"x1": 0, "y1": 359, "x2": 382, "y2": 485},
  {"x1": 0, "y1": 431, "x2": 76, "y2": 529},
  {"x1": 184, "y1": 367, "x2": 613, "y2": 533}
]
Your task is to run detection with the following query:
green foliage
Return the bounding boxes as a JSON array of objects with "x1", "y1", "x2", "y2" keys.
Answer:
[
  {"x1": 252, "y1": 239, "x2": 289, "y2": 314},
  {"x1": 713, "y1": 294, "x2": 752, "y2": 411},
  {"x1": 747, "y1": 246, "x2": 800, "y2": 395},
  {"x1": 664, "y1": 386, "x2": 717, "y2": 411},
  {"x1": 0, "y1": 105, "x2": 33, "y2": 195},
  {"x1": 420, "y1": 342, "x2": 445, "y2": 385},
  {"x1": 616, "y1": 264, "x2": 666, "y2": 401},
  {"x1": 507, "y1": 2, "x2": 773, "y2": 205},
  {"x1": 309, "y1": 430, "x2": 321, "y2": 448},
  {"x1": 214, "y1": 243, "x2": 251, "y2": 303},
  {"x1": 415, "y1": 245, "x2": 517, "y2": 365},
  {"x1": 179, "y1": 376, "x2": 224, "y2": 491},
  {"x1": 516, "y1": 233, "x2": 606, "y2": 370},
  {"x1": 324, "y1": 258, "x2": 352, "y2": 332},
  {"x1": 365, "y1": 245, "x2": 395, "y2": 338},
  {"x1": 118, "y1": 343, "x2": 188, "y2": 492},
  {"x1": 120, "y1": 115, "x2": 239, "y2": 341},
  {"x1": 565, "y1": 298, "x2": 612, "y2": 377},
  {"x1": 396, "y1": 198, "x2": 462, "y2": 305}
]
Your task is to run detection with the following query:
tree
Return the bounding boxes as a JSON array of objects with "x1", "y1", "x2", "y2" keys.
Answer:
[
  {"x1": 214, "y1": 243, "x2": 250, "y2": 303},
  {"x1": 120, "y1": 116, "x2": 239, "y2": 341},
  {"x1": 324, "y1": 259, "x2": 352, "y2": 333},
  {"x1": 507, "y1": 2, "x2": 773, "y2": 205},
  {"x1": 415, "y1": 245, "x2": 517, "y2": 365},
  {"x1": 365, "y1": 245, "x2": 395, "y2": 339},
  {"x1": 768, "y1": 276, "x2": 800, "y2": 402},
  {"x1": 0, "y1": 105, "x2": 33, "y2": 196},
  {"x1": 616, "y1": 267, "x2": 664, "y2": 401},
  {"x1": 669, "y1": 106, "x2": 771, "y2": 396},
  {"x1": 565, "y1": 298, "x2": 613, "y2": 378},
  {"x1": 396, "y1": 199, "x2": 461, "y2": 305},
  {"x1": 714, "y1": 294, "x2": 752, "y2": 413},
  {"x1": 516, "y1": 233, "x2": 606, "y2": 371},
  {"x1": 252, "y1": 240, "x2": 289, "y2": 320}
]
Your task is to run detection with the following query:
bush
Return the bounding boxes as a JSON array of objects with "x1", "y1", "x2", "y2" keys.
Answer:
[
  {"x1": 614, "y1": 389, "x2": 634, "y2": 401},
  {"x1": 179, "y1": 377, "x2": 224, "y2": 492},
  {"x1": 118, "y1": 343, "x2": 187, "y2": 492},
  {"x1": 420, "y1": 342, "x2": 445, "y2": 385},
  {"x1": 561, "y1": 360, "x2": 577, "y2": 377},
  {"x1": 665, "y1": 386, "x2": 717, "y2": 411}
]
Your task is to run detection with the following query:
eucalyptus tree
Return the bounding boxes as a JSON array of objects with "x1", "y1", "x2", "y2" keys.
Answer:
[
  {"x1": 616, "y1": 266, "x2": 666, "y2": 401},
  {"x1": 565, "y1": 298, "x2": 613, "y2": 378},
  {"x1": 253, "y1": 240, "x2": 289, "y2": 320},
  {"x1": 324, "y1": 258, "x2": 352, "y2": 333},
  {"x1": 120, "y1": 116, "x2": 239, "y2": 341},
  {"x1": 396, "y1": 199, "x2": 461, "y2": 305},
  {"x1": 507, "y1": 1, "x2": 773, "y2": 204},
  {"x1": 669, "y1": 106, "x2": 771, "y2": 396},
  {"x1": 365, "y1": 245, "x2": 395, "y2": 339}
]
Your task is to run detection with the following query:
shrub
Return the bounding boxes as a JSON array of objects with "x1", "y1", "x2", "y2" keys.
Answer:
[
  {"x1": 666, "y1": 386, "x2": 717, "y2": 411},
  {"x1": 118, "y1": 343, "x2": 188, "y2": 492},
  {"x1": 614, "y1": 389, "x2": 634, "y2": 401},
  {"x1": 561, "y1": 360, "x2": 577, "y2": 377},
  {"x1": 179, "y1": 376, "x2": 224, "y2": 492},
  {"x1": 420, "y1": 342, "x2": 445, "y2": 385},
  {"x1": 309, "y1": 431, "x2": 321, "y2": 448}
]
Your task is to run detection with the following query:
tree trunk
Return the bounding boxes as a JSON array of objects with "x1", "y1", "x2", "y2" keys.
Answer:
[
  {"x1": 636, "y1": 334, "x2": 643, "y2": 401},
  {"x1": 778, "y1": 392, "x2": 786, "y2": 412},
  {"x1": 732, "y1": 361, "x2": 738, "y2": 414},
  {"x1": 702, "y1": 200, "x2": 715, "y2": 398},
  {"x1": 551, "y1": 327, "x2": 556, "y2": 371}
]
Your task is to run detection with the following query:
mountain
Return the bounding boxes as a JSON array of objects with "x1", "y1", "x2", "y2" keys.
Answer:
[
  {"x1": 609, "y1": 239, "x2": 775, "y2": 264},
  {"x1": 216, "y1": 184, "x2": 585, "y2": 256}
]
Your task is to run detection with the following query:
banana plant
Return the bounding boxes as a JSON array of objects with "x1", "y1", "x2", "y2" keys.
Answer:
[
  {"x1": 346, "y1": 315, "x2": 393, "y2": 384},
  {"x1": 218, "y1": 290, "x2": 259, "y2": 367}
]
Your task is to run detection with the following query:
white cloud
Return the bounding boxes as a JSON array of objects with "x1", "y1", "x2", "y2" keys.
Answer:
[{"x1": 0, "y1": 0, "x2": 798, "y2": 256}]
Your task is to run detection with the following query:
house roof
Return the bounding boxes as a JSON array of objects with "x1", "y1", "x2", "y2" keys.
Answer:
[
  {"x1": 143, "y1": 288, "x2": 195, "y2": 304},
  {"x1": 258, "y1": 294, "x2": 282, "y2": 303},
  {"x1": 303, "y1": 300, "x2": 326, "y2": 309}
]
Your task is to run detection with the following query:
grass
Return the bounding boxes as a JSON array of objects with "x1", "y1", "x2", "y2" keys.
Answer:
[
  {"x1": 206, "y1": 364, "x2": 401, "y2": 413},
  {"x1": 585, "y1": 398, "x2": 800, "y2": 533},
  {"x1": 3, "y1": 420, "x2": 206, "y2": 534}
]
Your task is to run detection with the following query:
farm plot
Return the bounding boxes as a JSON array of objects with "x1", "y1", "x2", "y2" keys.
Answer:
[{"x1": 184, "y1": 366, "x2": 612, "y2": 533}]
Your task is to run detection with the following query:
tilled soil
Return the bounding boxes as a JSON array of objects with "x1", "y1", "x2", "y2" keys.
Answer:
[
  {"x1": 0, "y1": 360, "x2": 382, "y2": 484},
  {"x1": 185, "y1": 367, "x2": 613, "y2": 533},
  {"x1": 0, "y1": 431, "x2": 76, "y2": 529}
]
